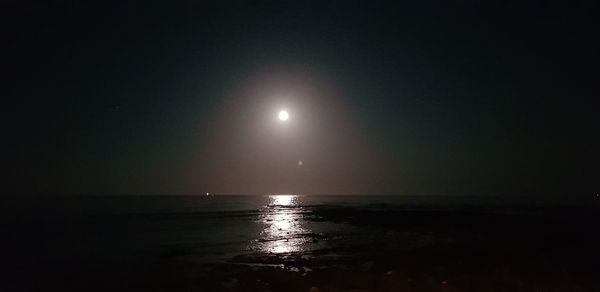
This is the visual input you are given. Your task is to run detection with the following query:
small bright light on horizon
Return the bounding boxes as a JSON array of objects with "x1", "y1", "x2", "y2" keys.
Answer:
[{"x1": 278, "y1": 110, "x2": 289, "y2": 121}]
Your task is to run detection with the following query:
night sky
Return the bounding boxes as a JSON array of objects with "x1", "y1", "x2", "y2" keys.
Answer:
[{"x1": 6, "y1": 1, "x2": 600, "y2": 196}]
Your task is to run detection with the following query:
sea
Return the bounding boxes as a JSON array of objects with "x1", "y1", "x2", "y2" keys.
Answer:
[
  {"x1": 2, "y1": 194, "x2": 589, "y2": 262},
  {"x1": 3, "y1": 194, "x2": 599, "y2": 291}
]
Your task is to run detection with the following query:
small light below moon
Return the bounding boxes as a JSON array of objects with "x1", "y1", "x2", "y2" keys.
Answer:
[
  {"x1": 278, "y1": 110, "x2": 289, "y2": 121},
  {"x1": 298, "y1": 160, "x2": 303, "y2": 166}
]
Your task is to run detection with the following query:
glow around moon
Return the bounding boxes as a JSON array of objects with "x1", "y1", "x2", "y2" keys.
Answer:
[{"x1": 278, "y1": 110, "x2": 289, "y2": 121}]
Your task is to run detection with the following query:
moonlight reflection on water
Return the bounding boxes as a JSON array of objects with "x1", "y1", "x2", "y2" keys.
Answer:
[
  {"x1": 272, "y1": 194, "x2": 294, "y2": 206},
  {"x1": 255, "y1": 195, "x2": 311, "y2": 254}
]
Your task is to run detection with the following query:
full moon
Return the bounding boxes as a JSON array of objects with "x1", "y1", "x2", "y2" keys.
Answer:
[{"x1": 278, "y1": 110, "x2": 289, "y2": 121}]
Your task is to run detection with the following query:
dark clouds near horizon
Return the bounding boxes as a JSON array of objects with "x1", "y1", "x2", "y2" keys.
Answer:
[{"x1": 5, "y1": 1, "x2": 600, "y2": 196}]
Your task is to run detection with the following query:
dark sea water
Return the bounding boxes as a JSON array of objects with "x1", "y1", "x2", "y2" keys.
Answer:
[{"x1": 3, "y1": 195, "x2": 599, "y2": 291}]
